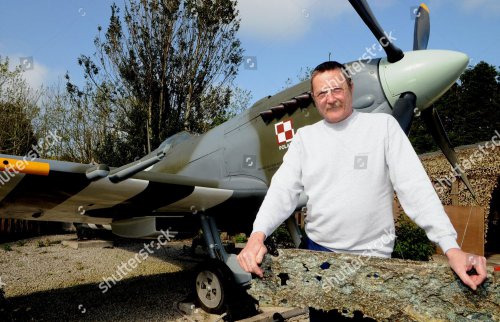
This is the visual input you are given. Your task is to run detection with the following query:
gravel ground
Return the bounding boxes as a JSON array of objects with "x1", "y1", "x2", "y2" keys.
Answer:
[
  {"x1": 0, "y1": 234, "x2": 309, "y2": 322},
  {"x1": 0, "y1": 234, "x2": 213, "y2": 321}
]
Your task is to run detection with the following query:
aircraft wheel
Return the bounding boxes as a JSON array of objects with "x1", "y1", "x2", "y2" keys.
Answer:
[{"x1": 194, "y1": 259, "x2": 234, "y2": 314}]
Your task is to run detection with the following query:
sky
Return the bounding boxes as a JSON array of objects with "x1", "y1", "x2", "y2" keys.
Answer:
[{"x1": 1, "y1": 0, "x2": 499, "y2": 106}]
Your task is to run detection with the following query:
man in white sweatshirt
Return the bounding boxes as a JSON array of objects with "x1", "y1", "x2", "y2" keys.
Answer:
[{"x1": 237, "y1": 61, "x2": 487, "y2": 292}]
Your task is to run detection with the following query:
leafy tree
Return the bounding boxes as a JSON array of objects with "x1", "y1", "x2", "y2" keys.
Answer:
[
  {"x1": 410, "y1": 61, "x2": 500, "y2": 153},
  {"x1": 68, "y1": 0, "x2": 243, "y2": 166},
  {"x1": 455, "y1": 61, "x2": 500, "y2": 143},
  {"x1": 0, "y1": 57, "x2": 39, "y2": 156}
]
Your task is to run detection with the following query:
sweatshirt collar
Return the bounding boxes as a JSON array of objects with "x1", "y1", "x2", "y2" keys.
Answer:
[{"x1": 322, "y1": 109, "x2": 359, "y2": 130}]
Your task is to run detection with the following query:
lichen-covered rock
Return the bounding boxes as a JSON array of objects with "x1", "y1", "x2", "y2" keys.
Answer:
[{"x1": 248, "y1": 249, "x2": 499, "y2": 321}]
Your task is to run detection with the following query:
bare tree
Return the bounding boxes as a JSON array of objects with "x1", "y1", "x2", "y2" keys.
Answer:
[{"x1": 34, "y1": 80, "x2": 114, "y2": 163}]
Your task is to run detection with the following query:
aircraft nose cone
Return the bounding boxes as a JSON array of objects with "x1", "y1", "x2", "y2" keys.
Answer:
[{"x1": 379, "y1": 50, "x2": 469, "y2": 111}]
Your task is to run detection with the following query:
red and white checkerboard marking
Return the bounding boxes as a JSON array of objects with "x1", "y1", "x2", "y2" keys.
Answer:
[{"x1": 275, "y1": 120, "x2": 294, "y2": 145}]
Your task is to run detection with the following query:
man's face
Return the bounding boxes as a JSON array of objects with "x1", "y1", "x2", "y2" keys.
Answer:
[{"x1": 311, "y1": 69, "x2": 354, "y2": 123}]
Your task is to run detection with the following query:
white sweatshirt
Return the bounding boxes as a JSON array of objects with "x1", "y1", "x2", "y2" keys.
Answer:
[{"x1": 253, "y1": 110, "x2": 459, "y2": 257}]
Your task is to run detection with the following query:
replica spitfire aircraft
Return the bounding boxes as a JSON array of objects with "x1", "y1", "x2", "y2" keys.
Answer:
[{"x1": 0, "y1": 0, "x2": 474, "y2": 313}]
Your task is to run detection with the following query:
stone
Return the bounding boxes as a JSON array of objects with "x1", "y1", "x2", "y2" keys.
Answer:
[{"x1": 247, "y1": 249, "x2": 500, "y2": 321}]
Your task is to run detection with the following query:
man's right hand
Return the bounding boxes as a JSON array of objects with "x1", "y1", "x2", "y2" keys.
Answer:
[{"x1": 237, "y1": 231, "x2": 267, "y2": 278}]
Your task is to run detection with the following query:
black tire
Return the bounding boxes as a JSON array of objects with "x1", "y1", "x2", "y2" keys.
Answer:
[{"x1": 193, "y1": 259, "x2": 234, "y2": 314}]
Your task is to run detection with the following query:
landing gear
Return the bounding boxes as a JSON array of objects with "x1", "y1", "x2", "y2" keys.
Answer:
[
  {"x1": 193, "y1": 214, "x2": 252, "y2": 317},
  {"x1": 194, "y1": 259, "x2": 234, "y2": 314}
]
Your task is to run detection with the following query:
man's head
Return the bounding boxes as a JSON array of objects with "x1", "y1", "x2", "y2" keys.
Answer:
[{"x1": 311, "y1": 61, "x2": 354, "y2": 123}]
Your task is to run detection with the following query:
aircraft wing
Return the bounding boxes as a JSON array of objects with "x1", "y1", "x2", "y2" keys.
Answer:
[{"x1": 0, "y1": 154, "x2": 265, "y2": 226}]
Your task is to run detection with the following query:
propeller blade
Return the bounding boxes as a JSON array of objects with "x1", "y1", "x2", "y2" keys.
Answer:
[
  {"x1": 413, "y1": 4, "x2": 430, "y2": 50},
  {"x1": 392, "y1": 92, "x2": 417, "y2": 135},
  {"x1": 348, "y1": 0, "x2": 404, "y2": 63},
  {"x1": 421, "y1": 107, "x2": 477, "y2": 199}
]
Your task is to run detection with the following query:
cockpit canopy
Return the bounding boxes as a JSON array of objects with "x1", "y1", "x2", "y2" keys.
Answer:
[{"x1": 157, "y1": 131, "x2": 193, "y2": 151}]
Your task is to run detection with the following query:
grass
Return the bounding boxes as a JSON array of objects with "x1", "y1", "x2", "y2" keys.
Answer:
[
  {"x1": 36, "y1": 238, "x2": 61, "y2": 248},
  {"x1": 2, "y1": 244, "x2": 12, "y2": 252},
  {"x1": 16, "y1": 240, "x2": 26, "y2": 247},
  {"x1": 36, "y1": 240, "x2": 49, "y2": 248}
]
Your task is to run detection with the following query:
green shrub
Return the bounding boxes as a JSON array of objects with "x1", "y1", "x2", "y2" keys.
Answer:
[
  {"x1": 265, "y1": 224, "x2": 296, "y2": 256},
  {"x1": 392, "y1": 213, "x2": 436, "y2": 261},
  {"x1": 271, "y1": 225, "x2": 295, "y2": 247},
  {"x1": 234, "y1": 233, "x2": 247, "y2": 243},
  {"x1": 36, "y1": 239, "x2": 50, "y2": 248},
  {"x1": 2, "y1": 244, "x2": 12, "y2": 252}
]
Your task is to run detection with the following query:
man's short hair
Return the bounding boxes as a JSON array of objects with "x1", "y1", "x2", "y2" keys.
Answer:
[{"x1": 310, "y1": 61, "x2": 352, "y2": 92}]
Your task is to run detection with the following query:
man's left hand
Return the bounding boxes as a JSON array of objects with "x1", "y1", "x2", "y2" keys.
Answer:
[{"x1": 446, "y1": 248, "x2": 487, "y2": 290}]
